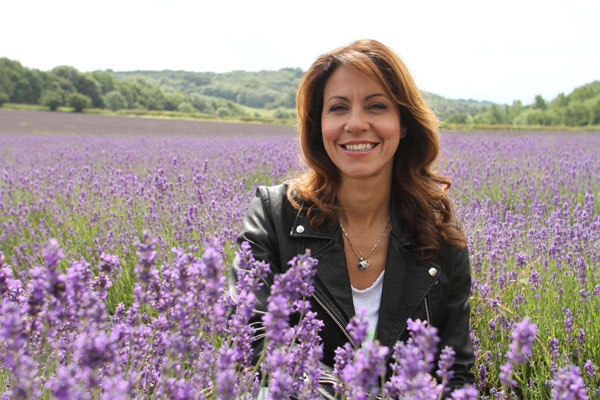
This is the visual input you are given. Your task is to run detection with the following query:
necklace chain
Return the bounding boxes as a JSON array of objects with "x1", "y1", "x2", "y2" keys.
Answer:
[{"x1": 339, "y1": 214, "x2": 391, "y2": 271}]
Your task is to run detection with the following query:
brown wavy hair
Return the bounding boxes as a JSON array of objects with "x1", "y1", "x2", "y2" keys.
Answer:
[{"x1": 288, "y1": 39, "x2": 466, "y2": 260}]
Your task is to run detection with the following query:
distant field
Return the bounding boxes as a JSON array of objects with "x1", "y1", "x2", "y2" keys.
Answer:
[{"x1": 0, "y1": 109, "x2": 296, "y2": 136}]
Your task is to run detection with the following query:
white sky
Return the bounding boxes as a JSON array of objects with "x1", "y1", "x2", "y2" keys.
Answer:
[{"x1": 2, "y1": 0, "x2": 599, "y2": 104}]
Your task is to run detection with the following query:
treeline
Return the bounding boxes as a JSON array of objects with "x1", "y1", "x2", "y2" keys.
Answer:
[
  {"x1": 112, "y1": 68, "x2": 302, "y2": 110},
  {"x1": 0, "y1": 58, "x2": 250, "y2": 117},
  {"x1": 446, "y1": 82, "x2": 600, "y2": 127}
]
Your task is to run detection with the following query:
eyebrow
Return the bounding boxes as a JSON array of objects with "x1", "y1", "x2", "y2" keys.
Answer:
[{"x1": 325, "y1": 93, "x2": 387, "y2": 103}]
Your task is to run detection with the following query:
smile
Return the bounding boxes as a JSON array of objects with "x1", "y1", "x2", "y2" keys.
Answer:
[{"x1": 342, "y1": 143, "x2": 377, "y2": 151}]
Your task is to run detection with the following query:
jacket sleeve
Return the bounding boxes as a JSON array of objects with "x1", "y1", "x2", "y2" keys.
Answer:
[
  {"x1": 438, "y1": 245, "x2": 476, "y2": 389},
  {"x1": 229, "y1": 186, "x2": 281, "y2": 363}
]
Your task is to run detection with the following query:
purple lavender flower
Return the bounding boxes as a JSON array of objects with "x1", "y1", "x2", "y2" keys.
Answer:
[
  {"x1": 135, "y1": 230, "x2": 157, "y2": 284},
  {"x1": 347, "y1": 307, "x2": 369, "y2": 345},
  {"x1": 507, "y1": 317, "x2": 537, "y2": 364},
  {"x1": 260, "y1": 251, "x2": 321, "y2": 398},
  {"x1": 437, "y1": 346, "x2": 456, "y2": 388},
  {"x1": 584, "y1": 360, "x2": 596, "y2": 378},
  {"x1": 0, "y1": 253, "x2": 12, "y2": 296},
  {"x1": 384, "y1": 319, "x2": 443, "y2": 399},
  {"x1": 262, "y1": 251, "x2": 317, "y2": 346},
  {"x1": 499, "y1": 361, "x2": 517, "y2": 387},
  {"x1": 43, "y1": 238, "x2": 64, "y2": 269},
  {"x1": 550, "y1": 365, "x2": 588, "y2": 400},
  {"x1": 216, "y1": 346, "x2": 237, "y2": 399},
  {"x1": 563, "y1": 307, "x2": 573, "y2": 343},
  {"x1": 451, "y1": 385, "x2": 479, "y2": 400},
  {"x1": 341, "y1": 341, "x2": 389, "y2": 400},
  {"x1": 499, "y1": 317, "x2": 538, "y2": 389}
]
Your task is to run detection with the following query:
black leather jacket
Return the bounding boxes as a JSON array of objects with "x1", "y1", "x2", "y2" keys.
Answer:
[{"x1": 234, "y1": 184, "x2": 475, "y2": 389}]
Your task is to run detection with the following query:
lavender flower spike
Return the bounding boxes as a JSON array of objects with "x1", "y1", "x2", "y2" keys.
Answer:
[
  {"x1": 507, "y1": 317, "x2": 537, "y2": 364},
  {"x1": 550, "y1": 365, "x2": 588, "y2": 400},
  {"x1": 450, "y1": 385, "x2": 479, "y2": 400}
]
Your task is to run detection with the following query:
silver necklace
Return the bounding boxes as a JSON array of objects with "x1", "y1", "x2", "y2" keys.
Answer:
[{"x1": 339, "y1": 215, "x2": 391, "y2": 271}]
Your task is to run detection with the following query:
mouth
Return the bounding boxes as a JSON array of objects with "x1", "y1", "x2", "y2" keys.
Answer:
[{"x1": 341, "y1": 142, "x2": 378, "y2": 151}]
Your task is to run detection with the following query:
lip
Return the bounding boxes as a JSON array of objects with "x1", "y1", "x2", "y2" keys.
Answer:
[{"x1": 339, "y1": 141, "x2": 379, "y2": 157}]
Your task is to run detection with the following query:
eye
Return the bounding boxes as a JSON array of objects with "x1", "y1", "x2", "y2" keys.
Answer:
[
  {"x1": 328, "y1": 104, "x2": 348, "y2": 112},
  {"x1": 368, "y1": 102, "x2": 388, "y2": 111}
]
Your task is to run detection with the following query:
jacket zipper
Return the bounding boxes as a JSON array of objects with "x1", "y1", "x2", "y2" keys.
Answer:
[
  {"x1": 311, "y1": 293, "x2": 355, "y2": 346},
  {"x1": 424, "y1": 296, "x2": 431, "y2": 324}
]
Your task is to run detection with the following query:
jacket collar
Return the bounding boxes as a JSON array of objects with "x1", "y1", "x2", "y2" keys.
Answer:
[{"x1": 289, "y1": 200, "x2": 415, "y2": 248}]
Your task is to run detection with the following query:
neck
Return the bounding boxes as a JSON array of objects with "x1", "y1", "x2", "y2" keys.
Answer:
[{"x1": 337, "y1": 175, "x2": 392, "y2": 229}]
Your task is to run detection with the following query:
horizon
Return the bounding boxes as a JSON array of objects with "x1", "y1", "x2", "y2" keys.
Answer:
[{"x1": 3, "y1": 0, "x2": 599, "y2": 105}]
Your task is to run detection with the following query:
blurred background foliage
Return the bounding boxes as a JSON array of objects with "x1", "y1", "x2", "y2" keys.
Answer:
[{"x1": 1, "y1": 57, "x2": 598, "y2": 127}]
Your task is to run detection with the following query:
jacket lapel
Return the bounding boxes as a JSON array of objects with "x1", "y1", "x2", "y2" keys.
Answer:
[
  {"x1": 375, "y1": 211, "x2": 439, "y2": 349},
  {"x1": 289, "y1": 210, "x2": 355, "y2": 324}
]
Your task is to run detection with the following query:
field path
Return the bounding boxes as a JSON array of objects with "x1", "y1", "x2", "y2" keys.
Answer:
[{"x1": 0, "y1": 109, "x2": 296, "y2": 136}]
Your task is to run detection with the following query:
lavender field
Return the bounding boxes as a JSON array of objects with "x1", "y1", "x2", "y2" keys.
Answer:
[{"x1": 0, "y1": 128, "x2": 599, "y2": 399}]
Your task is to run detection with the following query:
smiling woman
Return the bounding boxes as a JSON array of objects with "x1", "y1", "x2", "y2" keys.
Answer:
[{"x1": 235, "y1": 39, "x2": 475, "y2": 396}]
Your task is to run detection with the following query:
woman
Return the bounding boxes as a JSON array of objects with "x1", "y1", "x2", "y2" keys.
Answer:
[{"x1": 235, "y1": 39, "x2": 474, "y2": 391}]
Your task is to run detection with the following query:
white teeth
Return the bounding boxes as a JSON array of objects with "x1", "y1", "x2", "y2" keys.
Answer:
[{"x1": 344, "y1": 143, "x2": 375, "y2": 151}]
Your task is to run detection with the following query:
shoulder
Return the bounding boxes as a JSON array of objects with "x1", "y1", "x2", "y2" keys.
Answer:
[
  {"x1": 246, "y1": 183, "x2": 299, "y2": 231},
  {"x1": 251, "y1": 183, "x2": 297, "y2": 220},
  {"x1": 239, "y1": 184, "x2": 302, "y2": 272},
  {"x1": 254, "y1": 183, "x2": 290, "y2": 207}
]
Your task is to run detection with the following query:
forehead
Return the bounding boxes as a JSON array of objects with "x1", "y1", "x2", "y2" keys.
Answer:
[{"x1": 323, "y1": 66, "x2": 387, "y2": 98}]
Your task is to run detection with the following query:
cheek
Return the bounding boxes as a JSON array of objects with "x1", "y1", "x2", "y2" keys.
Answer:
[
  {"x1": 381, "y1": 120, "x2": 402, "y2": 146},
  {"x1": 320, "y1": 119, "x2": 339, "y2": 145}
]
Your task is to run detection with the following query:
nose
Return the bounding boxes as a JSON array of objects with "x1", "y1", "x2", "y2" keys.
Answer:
[{"x1": 344, "y1": 108, "x2": 369, "y2": 133}]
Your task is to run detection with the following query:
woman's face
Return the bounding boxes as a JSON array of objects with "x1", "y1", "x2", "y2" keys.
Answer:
[{"x1": 321, "y1": 66, "x2": 403, "y2": 183}]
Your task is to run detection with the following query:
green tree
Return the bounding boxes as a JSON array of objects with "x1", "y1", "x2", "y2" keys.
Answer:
[
  {"x1": 41, "y1": 90, "x2": 63, "y2": 111},
  {"x1": 588, "y1": 96, "x2": 600, "y2": 125},
  {"x1": 567, "y1": 81, "x2": 600, "y2": 102},
  {"x1": 0, "y1": 88, "x2": 8, "y2": 106},
  {"x1": 551, "y1": 92, "x2": 568, "y2": 108},
  {"x1": 513, "y1": 109, "x2": 545, "y2": 126},
  {"x1": 90, "y1": 71, "x2": 116, "y2": 94},
  {"x1": 445, "y1": 113, "x2": 468, "y2": 124},
  {"x1": 0, "y1": 58, "x2": 43, "y2": 104},
  {"x1": 67, "y1": 93, "x2": 91, "y2": 112},
  {"x1": 177, "y1": 102, "x2": 194, "y2": 113},
  {"x1": 216, "y1": 107, "x2": 230, "y2": 117},
  {"x1": 191, "y1": 95, "x2": 211, "y2": 113},
  {"x1": 488, "y1": 104, "x2": 504, "y2": 124},
  {"x1": 103, "y1": 90, "x2": 127, "y2": 111},
  {"x1": 564, "y1": 101, "x2": 588, "y2": 126},
  {"x1": 274, "y1": 108, "x2": 290, "y2": 119},
  {"x1": 116, "y1": 83, "x2": 135, "y2": 108},
  {"x1": 76, "y1": 75, "x2": 103, "y2": 108},
  {"x1": 533, "y1": 95, "x2": 546, "y2": 110},
  {"x1": 51, "y1": 65, "x2": 80, "y2": 84}
]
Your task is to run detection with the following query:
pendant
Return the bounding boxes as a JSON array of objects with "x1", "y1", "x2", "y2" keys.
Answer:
[{"x1": 358, "y1": 258, "x2": 370, "y2": 271}]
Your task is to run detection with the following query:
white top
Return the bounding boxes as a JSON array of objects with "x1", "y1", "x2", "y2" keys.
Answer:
[{"x1": 351, "y1": 270, "x2": 385, "y2": 342}]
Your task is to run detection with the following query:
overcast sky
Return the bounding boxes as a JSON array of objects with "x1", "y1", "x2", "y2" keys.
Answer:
[{"x1": 3, "y1": 0, "x2": 598, "y2": 104}]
